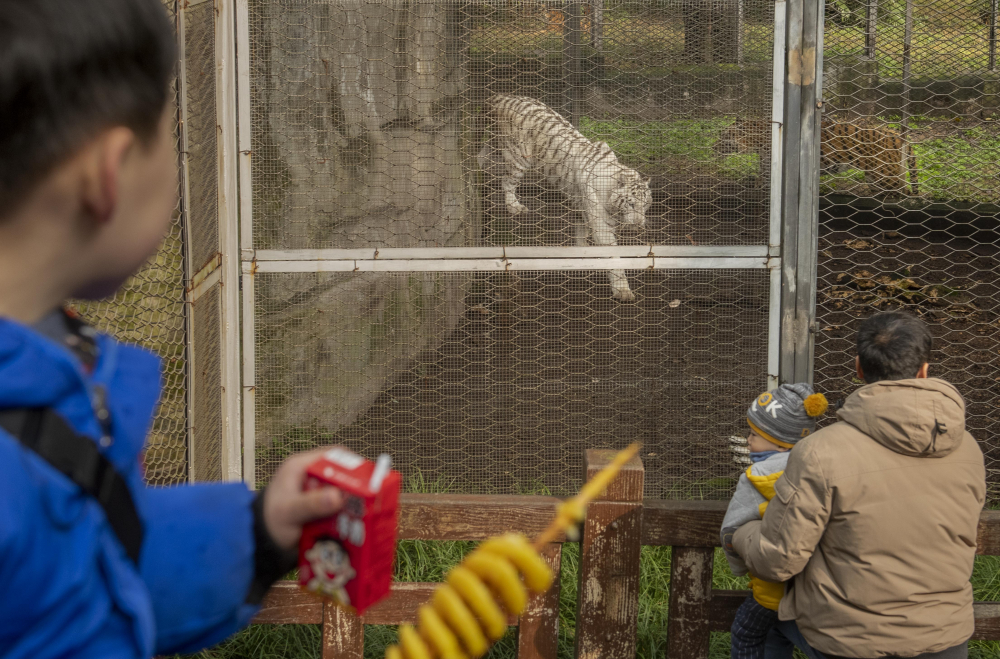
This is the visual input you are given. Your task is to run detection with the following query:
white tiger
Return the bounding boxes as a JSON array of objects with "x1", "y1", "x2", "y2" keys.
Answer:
[{"x1": 478, "y1": 94, "x2": 652, "y2": 302}]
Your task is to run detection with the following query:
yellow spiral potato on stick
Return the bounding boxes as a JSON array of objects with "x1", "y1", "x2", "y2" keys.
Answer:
[{"x1": 385, "y1": 442, "x2": 640, "y2": 659}]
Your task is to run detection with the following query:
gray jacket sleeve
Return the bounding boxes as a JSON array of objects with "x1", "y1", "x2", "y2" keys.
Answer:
[
  {"x1": 732, "y1": 442, "x2": 831, "y2": 582},
  {"x1": 720, "y1": 472, "x2": 766, "y2": 576}
]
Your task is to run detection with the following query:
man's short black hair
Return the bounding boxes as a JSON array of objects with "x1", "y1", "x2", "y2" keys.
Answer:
[
  {"x1": 856, "y1": 311, "x2": 932, "y2": 383},
  {"x1": 0, "y1": 0, "x2": 176, "y2": 219}
]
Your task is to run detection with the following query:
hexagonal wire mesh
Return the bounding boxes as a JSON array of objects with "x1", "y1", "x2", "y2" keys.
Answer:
[
  {"x1": 253, "y1": 269, "x2": 769, "y2": 497},
  {"x1": 248, "y1": 0, "x2": 778, "y2": 252},
  {"x1": 70, "y1": 0, "x2": 188, "y2": 486},
  {"x1": 244, "y1": 0, "x2": 782, "y2": 498},
  {"x1": 71, "y1": 220, "x2": 188, "y2": 486},
  {"x1": 813, "y1": 0, "x2": 1000, "y2": 501}
]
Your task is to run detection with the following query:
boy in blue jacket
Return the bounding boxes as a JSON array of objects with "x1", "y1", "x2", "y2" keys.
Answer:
[{"x1": 0, "y1": 1, "x2": 348, "y2": 657}]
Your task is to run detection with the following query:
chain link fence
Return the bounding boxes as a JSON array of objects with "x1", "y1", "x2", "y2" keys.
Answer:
[
  {"x1": 810, "y1": 0, "x2": 1000, "y2": 500},
  {"x1": 245, "y1": 0, "x2": 780, "y2": 498},
  {"x1": 71, "y1": 0, "x2": 188, "y2": 486}
]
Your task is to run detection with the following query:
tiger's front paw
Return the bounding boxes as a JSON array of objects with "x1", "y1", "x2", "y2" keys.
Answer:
[
  {"x1": 612, "y1": 286, "x2": 636, "y2": 302},
  {"x1": 507, "y1": 201, "x2": 528, "y2": 215}
]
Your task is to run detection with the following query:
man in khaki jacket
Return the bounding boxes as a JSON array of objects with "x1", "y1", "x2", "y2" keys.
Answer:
[{"x1": 732, "y1": 311, "x2": 986, "y2": 659}]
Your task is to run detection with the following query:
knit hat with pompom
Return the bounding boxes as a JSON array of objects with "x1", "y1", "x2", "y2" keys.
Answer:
[{"x1": 747, "y1": 383, "x2": 828, "y2": 448}]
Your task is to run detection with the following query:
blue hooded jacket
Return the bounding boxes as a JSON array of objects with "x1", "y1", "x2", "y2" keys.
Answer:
[{"x1": 0, "y1": 317, "x2": 261, "y2": 658}]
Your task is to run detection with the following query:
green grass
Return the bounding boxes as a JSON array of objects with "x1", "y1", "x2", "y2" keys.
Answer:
[
  {"x1": 818, "y1": 117, "x2": 1000, "y2": 203},
  {"x1": 581, "y1": 112, "x2": 1000, "y2": 205},
  {"x1": 578, "y1": 116, "x2": 759, "y2": 178}
]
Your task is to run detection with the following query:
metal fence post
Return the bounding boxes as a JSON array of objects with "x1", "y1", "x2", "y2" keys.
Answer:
[
  {"x1": 778, "y1": 0, "x2": 823, "y2": 385},
  {"x1": 574, "y1": 449, "x2": 644, "y2": 659}
]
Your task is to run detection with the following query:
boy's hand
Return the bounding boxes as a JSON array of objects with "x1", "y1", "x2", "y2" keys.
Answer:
[{"x1": 262, "y1": 448, "x2": 345, "y2": 551}]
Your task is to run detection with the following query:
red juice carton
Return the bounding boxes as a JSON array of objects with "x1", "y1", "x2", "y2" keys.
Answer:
[{"x1": 298, "y1": 449, "x2": 401, "y2": 614}]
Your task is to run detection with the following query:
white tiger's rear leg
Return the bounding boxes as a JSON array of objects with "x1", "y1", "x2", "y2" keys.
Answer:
[{"x1": 586, "y1": 205, "x2": 635, "y2": 302}]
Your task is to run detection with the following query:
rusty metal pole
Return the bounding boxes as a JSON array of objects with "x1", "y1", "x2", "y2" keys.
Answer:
[{"x1": 779, "y1": 0, "x2": 823, "y2": 384}]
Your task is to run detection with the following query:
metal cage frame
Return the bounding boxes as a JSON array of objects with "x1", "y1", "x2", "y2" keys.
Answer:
[{"x1": 174, "y1": 0, "x2": 827, "y2": 485}]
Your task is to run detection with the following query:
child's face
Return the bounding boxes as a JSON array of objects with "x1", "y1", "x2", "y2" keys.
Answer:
[
  {"x1": 72, "y1": 105, "x2": 177, "y2": 300},
  {"x1": 747, "y1": 431, "x2": 786, "y2": 453}
]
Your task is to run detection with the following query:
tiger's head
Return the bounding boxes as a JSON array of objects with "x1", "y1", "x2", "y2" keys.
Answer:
[{"x1": 610, "y1": 171, "x2": 651, "y2": 228}]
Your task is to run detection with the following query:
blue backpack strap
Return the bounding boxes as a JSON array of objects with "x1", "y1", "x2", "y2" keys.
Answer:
[{"x1": 0, "y1": 407, "x2": 143, "y2": 563}]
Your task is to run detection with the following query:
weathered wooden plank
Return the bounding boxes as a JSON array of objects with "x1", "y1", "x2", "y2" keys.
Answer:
[
  {"x1": 517, "y1": 543, "x2": 563, "y2": 659},
  {"x1": 667, "y1": 547, "x2": 714, "y2": 659},
  {"x1": 574, "y1": 451, "x2": 643, "y2": 659},
  {"x1": 643, "y1": 501, "x2": 1000, "y2": 554},
  {"x1": 585, "y1": 448, "x2": 645, "y2": 502},
  {"x1": 972, "y1": 602, "x2": 1000, "y2": 639},
  {"x1": 360, "y1": 581, "x2": 519, "y2": 626},
  {"x1": 398, "y1": 494, "x2": 565, "y2": 541},
  {"x1": 642, "y1": 499, "x2": 728, "y2": 547},
  {"x1": 254, "y1": 581, "x2": 323, "y2": 624},
  {"x1": 359, "y1": 582, "x2": 435, "y2": 625},
  {"x1": 977, "y1": 511, "x2": 1000, "y2": 556},
  {"x1": 707, "y1": 589, "x2": 747, "y2": 632},
  {"x1": 323, "y1": 601, "x2": 363, "y2": 659}
]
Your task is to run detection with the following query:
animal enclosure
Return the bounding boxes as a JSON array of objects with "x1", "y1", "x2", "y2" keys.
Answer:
[
  {"x1": 74, "y1": 0, "x2": 998, "y2": 505},
  {"x1": 241, "y1": 0, "x2": 784, "y2": 499}
]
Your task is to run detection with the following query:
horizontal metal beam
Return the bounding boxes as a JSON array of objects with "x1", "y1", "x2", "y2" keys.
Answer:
[
  {"x1": 246, "y1": 256, "x2": 772, "y2": 273},
  {"x1": 249, "y1": 245, "x2": 769, "y2": 262}
]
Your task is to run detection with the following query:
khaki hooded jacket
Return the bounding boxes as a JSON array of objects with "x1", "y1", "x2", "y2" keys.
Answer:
[{"x1": 733, "y1": 378, "x2": 986, "y2": 658}]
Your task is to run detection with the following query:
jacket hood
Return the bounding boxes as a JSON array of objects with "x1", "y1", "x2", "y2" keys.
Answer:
[{"x1": 837, "y1": 378, "x2": 966, "y2": 457}]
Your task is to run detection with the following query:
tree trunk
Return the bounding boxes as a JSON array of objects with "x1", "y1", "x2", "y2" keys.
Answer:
[{"x1": 681, "y1": 0, "x2": 741, "y2": 64}]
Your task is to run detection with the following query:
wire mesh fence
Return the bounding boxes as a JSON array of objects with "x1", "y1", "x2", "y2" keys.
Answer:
[
  {"x1": 253, "y1": 269, "x2": 769, "y2": 497},
  {"x1": 71, "y1": 0, "x2": 188, "y2": 486},
  {"x1": 71, "y1": 219, "x2": 188, "y2": 486},
  {"x1": 243, "y1": 0, "x2": 781, "y2": 497},
  {"x1": 246, "y1": 0, "x2": 778, "y2": 251},
  {"x1": 813, "y1": 0, "x2": 1000, "y2": 500}
]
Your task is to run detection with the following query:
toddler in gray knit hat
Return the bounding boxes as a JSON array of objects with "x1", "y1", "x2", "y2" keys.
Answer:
[{"x1": 721, "y1": 383, "x2": 828, "y2": 659}]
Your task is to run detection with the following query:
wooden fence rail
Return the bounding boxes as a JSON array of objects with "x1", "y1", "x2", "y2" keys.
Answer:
[{"x1": 254, "y1": 451, "x2": 1000, "y2": 658}]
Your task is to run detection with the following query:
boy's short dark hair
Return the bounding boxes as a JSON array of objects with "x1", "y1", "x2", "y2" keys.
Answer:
[
  {"x1": 856, "y1": 311, "x2": 932, "y2": 383},
  {"x1": 0, "y1": 0, "x2": 176, "y2": 220}
]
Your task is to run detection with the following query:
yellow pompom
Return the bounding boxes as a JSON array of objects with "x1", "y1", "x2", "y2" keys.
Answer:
[{"x1": 803, "y1": 393, "x2": 828, "y2": 417}]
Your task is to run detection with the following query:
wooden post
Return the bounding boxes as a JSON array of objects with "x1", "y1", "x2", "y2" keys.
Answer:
[
  {"x1": 517, "y1": 543, "x2": 563, "y2": 659},
  {"x1": 864, "y1": 0, "x2": 878, "y2": 61},
  {"x1": 323, "y1": 601, "x2": 364, "y2": 659},
  {"x1": 562, "y1": 0, "x2": 584, "y2": 126},
  {"x1": 990, "y1": 0, "x2": 998, "y2": 72},
  {"x1": 590, "y1": 0, "x2": 604, "y2": 52},
  {"x1": 574, "y1": 449, "x2": 644, "y2": 659},
  {"x1": 666, "y1": 546, "x2": 715, "y2": 659}
]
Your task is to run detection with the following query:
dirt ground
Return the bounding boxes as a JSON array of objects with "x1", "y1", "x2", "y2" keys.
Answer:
[
  {"x1": 814, "y1": 196, "x2": 1000, "y2": 496},
  {"x1": 331, "y1": 176, "x2": 771, "y2": 498},
  {"x1": 329, "y1": 178, "x2": 998, "y2": 499}
]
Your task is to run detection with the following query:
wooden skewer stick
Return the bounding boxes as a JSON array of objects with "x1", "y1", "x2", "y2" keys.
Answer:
[{"x1": 531, "y1": 442, "x2": 640, "y2": 550}]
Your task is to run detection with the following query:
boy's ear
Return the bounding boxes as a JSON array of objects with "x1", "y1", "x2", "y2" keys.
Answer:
[
  {"x1": 855, "y1": 355, "x2": 865, "y2": 381},
  {"x1": 81, "y1": 127, "x2": 136, "y2": 225}
]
